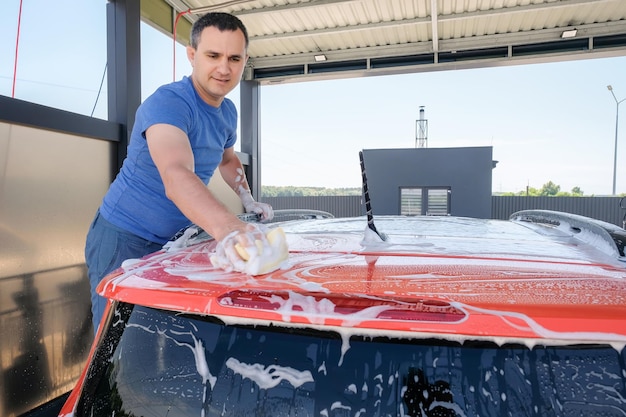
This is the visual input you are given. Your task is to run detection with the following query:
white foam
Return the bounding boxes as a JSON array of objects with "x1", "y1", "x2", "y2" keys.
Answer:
[{"x1": 225, "y1": 357, "x2": 313, "y2": 390}]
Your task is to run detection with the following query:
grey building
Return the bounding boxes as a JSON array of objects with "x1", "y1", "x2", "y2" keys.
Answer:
[{"x1": 362, "y1": 147, "x2": 495, "y2": 218}]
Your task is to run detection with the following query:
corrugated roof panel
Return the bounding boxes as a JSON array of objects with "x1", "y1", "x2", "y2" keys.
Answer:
[
  {"x1": 155, "y1": 0, "x2": 626, "y2": 80},
  {"x1": 341, "y1": 2, "x2": 364, "y2": 20}
]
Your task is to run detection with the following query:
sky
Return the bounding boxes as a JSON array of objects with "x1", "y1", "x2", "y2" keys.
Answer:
[{"x1": 1, "y1": 1, "x2": 625, "y2": 195}]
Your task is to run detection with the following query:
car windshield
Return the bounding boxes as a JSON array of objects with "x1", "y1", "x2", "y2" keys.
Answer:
[{"x1": 77, "y1": 303, "x2": 626, "y2": 417}]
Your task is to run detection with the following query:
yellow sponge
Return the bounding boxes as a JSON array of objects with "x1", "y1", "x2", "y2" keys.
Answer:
[{"x1": 234, "y1": 227, "x2": 289, "y2": 275}]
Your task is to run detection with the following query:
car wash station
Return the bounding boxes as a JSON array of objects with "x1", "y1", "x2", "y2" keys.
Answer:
[{"x1": 1, "y1": 1, "x2": 626, "y2": 416}]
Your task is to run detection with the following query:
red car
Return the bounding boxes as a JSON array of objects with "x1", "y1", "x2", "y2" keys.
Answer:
[{"x1": 59, "y1": 210, "x2": 626, "y2": 417}]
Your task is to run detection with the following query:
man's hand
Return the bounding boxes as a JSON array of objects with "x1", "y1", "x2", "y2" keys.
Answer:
[
  {"x1": 239, "y1": 191, "x2": 274, "y2": 221},
  {"x1": 210, "y1": 223, "x2": 288, "y2": 275}
]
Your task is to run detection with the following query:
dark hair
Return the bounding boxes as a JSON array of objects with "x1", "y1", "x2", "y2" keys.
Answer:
[{"x1": 190, "y1": 12, "x2": 249, "y2": 49}]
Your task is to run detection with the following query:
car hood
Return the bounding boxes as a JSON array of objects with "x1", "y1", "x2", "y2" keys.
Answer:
[{"x1": 98, "y1": 216, "x2": 626, "y2": 348}]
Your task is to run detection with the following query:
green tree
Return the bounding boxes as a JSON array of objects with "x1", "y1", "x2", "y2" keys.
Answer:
[
  {"x1": 506, "y1": 182, "x2": 586, "y2": 196},
  {"x1": 261, "y1": 186, "x2": 361, "y2": 197},
  {"x1": 571, "y1": 186, "x2": 584, "y2": 196},
  {"x1": 517, "y1": 186, "x2": 540, "y2": 196},
  {"x1": 539, "y1": 181, "x2": 560, "y2": 196}
]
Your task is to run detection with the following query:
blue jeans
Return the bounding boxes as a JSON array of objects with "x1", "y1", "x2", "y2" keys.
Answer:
[{"x1": 85, "y1": 210, "x2": 162, "y2": 334}]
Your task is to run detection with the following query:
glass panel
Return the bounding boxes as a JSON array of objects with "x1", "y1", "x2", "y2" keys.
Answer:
[
  {"x1": 0, "y1": 123, "x2": 106, "y2": 416},
  {"x1": 1, "y1": 2, "x2": 107, "y2": 118},
  {"x1": 78, "y1": 304, "x2": 626, "y2": 417},
  {"x1": 141, "y1": 22, "x2": 192, "y2": 101},
  {"x1": 0, "y1": 124, "x2": 111, "y2": 277}
]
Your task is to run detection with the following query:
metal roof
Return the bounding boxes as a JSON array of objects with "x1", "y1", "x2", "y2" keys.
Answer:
[{"x1": 147, "y1": 0, "x2": 626, "y2": 84}]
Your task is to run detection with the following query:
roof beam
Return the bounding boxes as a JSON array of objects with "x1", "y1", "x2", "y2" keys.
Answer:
[
  {"x1": 438, "y1": 0, "x2": 609, "y2": 22},
  {"x1": 231, "y1": 0, "x2": 607, "y2": 19},
  {"x1": 248, "y1": 20, "x2": 626, "y2": 68},
  {"x1": 430, "y1": 0, "x2": 439, "y2": 53},
  {"x1": 230, "y1": 0, "x2": 362, "y2": 17}
]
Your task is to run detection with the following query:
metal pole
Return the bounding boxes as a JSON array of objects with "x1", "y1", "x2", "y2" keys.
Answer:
[
  {"x1": 607, "y1": 85, "x2": 625, "y2": 195},
  {"x1": 614, "y1": 100, "x2": 620, "y2": 195}
]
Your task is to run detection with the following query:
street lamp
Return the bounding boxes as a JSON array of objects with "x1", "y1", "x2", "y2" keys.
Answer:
[{"x1": 608, "y1": 85, "x2": 626, "y2": 195}]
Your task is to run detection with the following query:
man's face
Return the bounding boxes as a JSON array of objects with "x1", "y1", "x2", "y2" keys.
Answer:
[{"x1": 187, "y1": 26, "x2": 248, "y2": 107}]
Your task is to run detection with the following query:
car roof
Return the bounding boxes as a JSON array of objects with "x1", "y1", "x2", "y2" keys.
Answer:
[{"x1": 98, "y1": 214, "x2": 626, "y2": 348}]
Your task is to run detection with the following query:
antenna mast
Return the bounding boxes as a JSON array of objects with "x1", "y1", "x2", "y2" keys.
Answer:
[{"x1": 415, "y1": 106, "x2": 428, "y2": 148}]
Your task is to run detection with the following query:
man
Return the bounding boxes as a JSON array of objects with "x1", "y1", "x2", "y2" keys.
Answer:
[{"x1": 85, "y1": 12, "x2": 276, "y2": 332}]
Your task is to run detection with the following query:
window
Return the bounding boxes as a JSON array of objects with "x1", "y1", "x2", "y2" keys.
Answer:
[
  {"x1": 400, "y1": 188, "x2": 422, "y2": 216},
  {"x1": 400, "y1": 187, "x2": 450, "y2": 216},
  {"x1": 78, "y1": 303, "x2": 626, "y2": 417},
  {"x1": 426, "y1": 188, "x2": 450, "y2": 216}
]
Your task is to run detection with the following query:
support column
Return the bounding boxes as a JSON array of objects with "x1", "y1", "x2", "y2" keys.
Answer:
[
  {"x1": 239, "y1": 79, "x2": 261, "y2": 199},
  {"x1": 106, "y1": 0, "x2": 142, "y2": 175}
]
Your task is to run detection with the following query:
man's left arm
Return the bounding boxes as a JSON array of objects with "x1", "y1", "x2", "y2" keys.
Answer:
[{"x1": 219, "y1": 147, "x2": 274, "y2": 221}]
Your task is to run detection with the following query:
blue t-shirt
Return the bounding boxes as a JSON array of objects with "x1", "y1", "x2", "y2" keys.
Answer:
[{"x1": 100, "y1": 76, "x2": 238, "y2": 244}]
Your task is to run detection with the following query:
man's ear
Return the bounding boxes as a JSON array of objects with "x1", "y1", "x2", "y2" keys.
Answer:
[{"x1": 186, "y1": 45, "x2": 195, "y2": 65}]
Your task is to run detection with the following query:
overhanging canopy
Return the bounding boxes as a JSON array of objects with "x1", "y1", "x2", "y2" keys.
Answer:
[{"x1": 142, "y1": 0, "x2": 626, "y2": 84}]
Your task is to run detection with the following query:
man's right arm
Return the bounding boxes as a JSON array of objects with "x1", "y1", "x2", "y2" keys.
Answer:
[
  {"x1": 146, "y1": 123, "x2": 287, "y2": 275},
  {"x1": 146, "y1": 123, "x2": 246, "y2": 241}
]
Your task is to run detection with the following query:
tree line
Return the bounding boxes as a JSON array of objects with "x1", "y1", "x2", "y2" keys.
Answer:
[
  {"x1": 262, "y1": 181, "x2": 591, "y2": 197},
  {"x1": 261, "y1": 186, "x2": 362, "y2": 197},
  {"x1": 496, "y1": 181, "x2": 585, "y2": 197}
]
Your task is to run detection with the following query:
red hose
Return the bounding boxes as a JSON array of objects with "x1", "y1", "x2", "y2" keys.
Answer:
[
  {"x1": 173, "y1": 9, "x2": 191, "y2": 81},
  {"x1": 12, "y1": 0, "x2": 24, "y2": 97}
]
